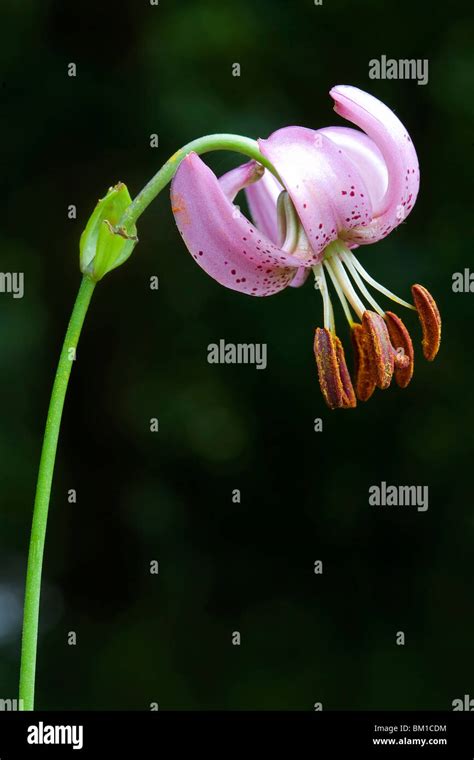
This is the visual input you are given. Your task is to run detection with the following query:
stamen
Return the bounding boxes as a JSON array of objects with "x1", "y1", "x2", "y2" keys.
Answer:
[
  {"x1": 334, "y1": 336, "x2": 357, "y2": 408},
  {"x1": 329, "y1": 256, "x2": 365, "y2": 320},
  {"x1": 411, "y1": 284, "x2": 441, "y2": 361},
  {"x1": 328, "y1": 296, "x2": 335, "y2": 336},
  {"x1": 314, "y1": 328, "x2": 343, "y2": 408},
  {"x1": 344, "y1": 248, "x2": 415, "y2": 311},
  {"x1": 362, "y1": 311, "x2": 394, "y2": 390},
  {"x1": 314, "y1": 328, "x2": 356, "y2": 409},
  {"x1": 384, "y1": 312, "x2": 414, "y2": 388},
  {"x1": 313, "y1": 264, "x2": 334, "y2": 332},
  {"x1": 339, "y1": 250, "x2": 385, "y2": 316},
  {"x1": 324, "y1": 259, "x2": 354, "y2": 328},
  {"x1": 351, "y1": 324, "x2": 376, "y2": 401}
]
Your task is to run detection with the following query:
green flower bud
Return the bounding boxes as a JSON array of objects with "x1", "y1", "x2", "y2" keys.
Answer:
[{"x1": 80, "y1": 183, "x2": 138, "y2": 282}]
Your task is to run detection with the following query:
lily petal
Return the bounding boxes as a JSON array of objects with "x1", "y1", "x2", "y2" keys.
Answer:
[
  {"x1": 219, "y1": 160, "x2": 265, "y2": 202},
  {"x1": 318, "y1": 126, "x2": 388, "y2": 215},
  {"x1": 171, "y1": 152, "x2": 302, "y2": 296},
  {"x1": 330, "y1": 85, "x2": 419, "y2": 243},
  {"x1": 258, "y1": 126, "x2": 373, "y2": 263},
  {"x1": 289, "y1": 267, "x2": 311, "y2": 288},
  {"x1": 245, "y1": 168, "x2": 283, "y2": 244}
]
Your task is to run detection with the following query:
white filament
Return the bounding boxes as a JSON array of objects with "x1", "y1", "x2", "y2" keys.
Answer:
[
  {"x1": 328, "y1": 256, "x2": 365, "y2": 320},
  {"x1": 339, "y1": 250, "x2": 385, "y2": 316},
  {"x1": 313, "y1": 264, "x2": 334, "y2": 332},
  {"x1": 344, "y1": 248, "x2": 415, "y2": 310},
  {"x1": 324, "y1": 259, "x2": 354, "y2": 328}
]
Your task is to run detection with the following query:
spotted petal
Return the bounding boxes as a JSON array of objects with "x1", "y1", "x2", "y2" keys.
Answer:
[
  {"x1": 219, "y1": 160, "x2": 265, "y2": 202},
  {"x1": 330, "y1": 85, "x2": 419, "y2": 243},
  {"x1": 258, "y1": 126, "x2": 373, "y2": 264},
  {"x1": 245, "y1": 168, "x2": 283, "y2": 244},
  {"x1": 289, "y1": 267, "x2": 311, "y2": 288},
  {"x1": 318, "y1": 126, "x2": 388, "y2": 216},
  {"x1": 171, "y1": 152, "x2": 302, "y2": 296}
]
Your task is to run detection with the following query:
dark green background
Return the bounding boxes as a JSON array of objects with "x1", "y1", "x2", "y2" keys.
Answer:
[{"x1": 0, "y1": 0, "x2": 472, "y2": 709}]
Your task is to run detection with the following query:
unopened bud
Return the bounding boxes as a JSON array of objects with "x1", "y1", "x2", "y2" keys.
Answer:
[{"x1": 80, "y1": 183, "x2": 138, "y2": 282}]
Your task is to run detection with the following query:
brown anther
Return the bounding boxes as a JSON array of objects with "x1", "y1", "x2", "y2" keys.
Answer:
[
  {"x1": 351, "y1": 323, "x2": 376, "y2": 401},
  {"x1": 411, "y1": 284, "x2": 441, "y2": 361},
  {"x1": 384, "y1": 311, "x2": 414, "y2": 388},
  {"x1": 314, "y1": 328, "x2": 356, "y2": 409},
  {"x1": 362, "y1": 311, "x2": 394, "y2": 390},
  {"x1": 334, "y1": 336, "x2": 357, "y2": 408}
]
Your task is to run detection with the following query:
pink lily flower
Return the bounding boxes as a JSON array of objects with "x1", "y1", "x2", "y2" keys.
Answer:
[{"x1": 171, "y1": 85, "x2": 441, "y2": 408}]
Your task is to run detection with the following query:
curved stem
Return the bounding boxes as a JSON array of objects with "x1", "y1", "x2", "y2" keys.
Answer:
[
  {"x1": 19, "y1": 132, "x2": 273, "y2": 710},
  {"x1": 119, "y1": 133, "x2": 281, "y2": 231},
  {"x1": 19, "y1": 275, "x2": 96, "y2": 710}
]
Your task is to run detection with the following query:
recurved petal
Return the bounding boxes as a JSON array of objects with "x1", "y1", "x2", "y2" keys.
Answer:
[
  {"x1": 219, "y1": 160, "x2": 265, "y2": 202},
  {"x1": 245, "y1": 168, "x2": 283, "y2": 244},
  {"x1": 289, "y1": 267, "x2": 311, "y2": 288},
  {"x1": 258, "y1": 126, "x2": 373, "y2": 263},
  {"x1": 171, "y1": 152, "x2": 302, "y2": 296},
  {"x1": 330, "y1": 85, "x2": 419, "y2": 243},
  {"x1": 318, "y1": 126, "x2": 388, "y2": 216}
]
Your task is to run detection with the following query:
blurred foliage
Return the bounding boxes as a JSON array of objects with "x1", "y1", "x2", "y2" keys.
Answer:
[{"x1": 0, "y1": 0, "x2": 473, "y2": 709}]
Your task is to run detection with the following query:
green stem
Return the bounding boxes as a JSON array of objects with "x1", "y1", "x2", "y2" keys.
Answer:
[
  {"x1": 19, "y1": 132, "x2": 268, "y2": 710},
  {"x1": 19, "y1": 275, "x2": 96, "y2": 710},
  {"x1": 120, "y1": 133, "x2": 281, "y2": 230}
]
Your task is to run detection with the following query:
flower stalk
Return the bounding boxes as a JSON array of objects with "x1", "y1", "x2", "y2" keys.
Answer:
[
  {"x1": 19, "y1": 275, "x2": 96, "y2": 710},
  {"x1": 18, "y1": 134, "x2": 280, "y2": 710},
  {"x1": 119, "y1": 133, "x2": 282, "y2": 232}
]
